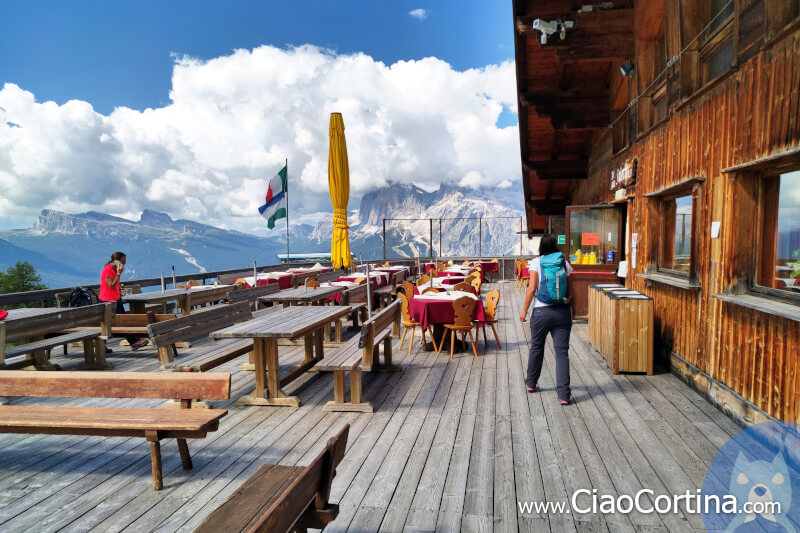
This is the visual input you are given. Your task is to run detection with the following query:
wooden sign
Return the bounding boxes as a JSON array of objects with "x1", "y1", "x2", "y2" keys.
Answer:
[{"x1": 610, "y1": 158, "x2": 637, "y2": 192}]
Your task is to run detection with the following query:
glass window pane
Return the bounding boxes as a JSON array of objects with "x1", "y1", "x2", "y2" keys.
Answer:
[
  {"x1": 773, "y1": 171, "x2": 800, "y2": 293},
  {"x1": 568, "y1": 208, "x2": 620, "y2": 265},
  {"x1": 664, "y1": 195, "x2": 692, "y2": 273},
  {"x1": 705, "y1": 39, "x2": 734, "y2": 82},
  {"x1": 710, "y1": 0, "x2": 735, "y2": 32}
]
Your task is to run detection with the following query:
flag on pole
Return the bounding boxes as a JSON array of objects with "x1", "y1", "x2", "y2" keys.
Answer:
[{"x1": 258, "y1": 165, "x2": 288, "y2": 229}]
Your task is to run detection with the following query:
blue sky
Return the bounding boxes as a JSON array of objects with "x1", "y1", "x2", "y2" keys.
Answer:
[
  {"x1": 0, "y1": 1, "x2": 520, "y2": 233},
  {"x1": 1, "y1": 1, "x2": 515, "y2": 116}
]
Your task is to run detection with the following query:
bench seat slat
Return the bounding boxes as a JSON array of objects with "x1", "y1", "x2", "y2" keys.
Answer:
[
  {"x1": 316, "y1": 336, "x2": 362, "y2": 371},
  {"x1": 195, "y1": 464, "x2": 303, "y2": 533},
  {"x1": 0, "y1": 405, "x2": 227, "y2": 433},
  {"x1": 166, "y1": 339, "x2": 254, "y2": 372},
  {"x1": 4, "y1": 331, "x2": 101, "y2": 358}
]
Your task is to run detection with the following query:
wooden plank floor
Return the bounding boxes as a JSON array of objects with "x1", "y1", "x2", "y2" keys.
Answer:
[{"x1": 0, "y1": 282, "x2": 741, "y2": 532}]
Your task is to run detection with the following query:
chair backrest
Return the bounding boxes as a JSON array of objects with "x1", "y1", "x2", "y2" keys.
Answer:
[
  {"x1": 429, "y1": 270, "x2": 438, "y2": 278},
  {"x1": 218, "y1": 271, "x2": 252, "y2": 285},
  {"x1": 402, "y1": 281, "x2": 414, "y2": 300},
  {"x1": 452, "y1": 296, "x2": 477, "y2": 327},
  {"x1": 341, "y1": 283, "x2": 368, "y2": 304},
  {"x1": 196, "y1": 424, "x2": 350, "y2": 533},
  {"x1": 353, "y1": 277, "x2": 367, "y2": 285},
  {"x1": 292, "y1": 271, "x2": 318, "y2": 288},
  {"x1": 187, "y1": 279, "x2": 200, "y2": 287},
  {"x1": 397, "y1": 292, "x2": 413, "y2": 322},
  {"x1": 227, "y1": 283, "x2": 280, "y2": 308},
  {"x1": 453, "y1": 282, "x2": 472, "y2": 293},
  {"x1": 421, "y1": 287, "x2": 442, "y2": 295},
  {"x1": 464, "y1": 274, "x2": 478, "y2": 285},
  {"x1": 416, "y1": 275, "x2": 431, "y2": 286},
  {"x1": 491, "y1": 258, "x2": 498, "y2": 263},
  {"x1": 317, "y1": 270, "x2": 341, "y2": 283},
  {"x1": 0, "y1": 370, "x2": 231, "y2": 400},
  {"x1": 470, "y1": 278, "x2": 482, "y2": 294},
  {"x1": 147, "y1": 301, "x2": 252, "y2": 348},
  {"x1": 462, "y1": 260, "x2": 471, "y2": 266},
  {"x1": 305, "y1": 278, "x2": 321, "y2": 288},
  {"x1": 1, "y1": 303, "x2": 115, "y2": 343},
  {"x1": 383, "y1": 261, "x2": 390, "y2": 267},
  {"x1": 485, "y1": 289, "x2": 501, "y2": 320}
]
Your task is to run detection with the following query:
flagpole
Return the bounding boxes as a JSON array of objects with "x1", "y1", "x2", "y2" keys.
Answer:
[{"x1": 285, "y1": 158, "x2": 290, "y2": 263}]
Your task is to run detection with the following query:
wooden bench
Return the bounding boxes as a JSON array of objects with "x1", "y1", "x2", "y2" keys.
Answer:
[
  {"x1": 148, "y1": 301, "x2": 254, "y2": 370},
  {"x1": 218, "y1": 271, "x2": 252, "y2": 286},
  {"x1": 374, "y1": 270, "x2": 407, "y2": 310},
  {"x1": 0, "y1": 303, "x2": 115, "y2": 370},
  {"x1": 196, "y1": 424, "x2": 349, "y2": 533},
  {"x1": 317, "y1": 301, "x2": 402, "y2": 412},
  {"x1": 317, "y1": 270, "x2": 342, "y2": 283},
  {"x1": 291, "y1": 271, "x2": 318, "y2": 288},
  {"x1": 0, "y1": 371, "x2": 229, "y2": 490},
  {"x1": 227, "y1": 283, "x2": 280, "y2": 311}
]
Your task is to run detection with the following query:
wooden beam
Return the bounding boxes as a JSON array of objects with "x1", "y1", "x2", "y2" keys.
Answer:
[
  {"x1": 552, "y1": 9, "x2": 636, "y2": 62},
  {"x1": 524, "y1": 159, "x2": 589, "y2": 173},
  {"x1": 522, "y1": 93, "x2": 610, "y2": 129}
]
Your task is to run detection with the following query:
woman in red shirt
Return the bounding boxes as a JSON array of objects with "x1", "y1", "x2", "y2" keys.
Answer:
[{"x1": 100, "y1": 252, "x2": 147, "y2": 351}]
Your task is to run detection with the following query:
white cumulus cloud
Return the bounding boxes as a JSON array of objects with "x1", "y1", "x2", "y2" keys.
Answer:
[
  {"x1": 409, "y1": 9, "x2": 428, "y2": 20},
  {"x1": 0, "y1": 44, "x2": 519, "y2": 234}
]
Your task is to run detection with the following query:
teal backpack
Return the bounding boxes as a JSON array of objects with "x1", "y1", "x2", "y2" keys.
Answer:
[{"x1": 536, "y1": 252, "x2": 569, "y2": 304}]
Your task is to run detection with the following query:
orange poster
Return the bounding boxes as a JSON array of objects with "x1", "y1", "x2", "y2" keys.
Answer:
[{"x1": 581, "y1": 232, "x2": 600, "y2": 246}]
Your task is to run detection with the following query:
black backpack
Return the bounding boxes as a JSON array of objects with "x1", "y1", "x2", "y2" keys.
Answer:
[{"x1": 68, "y1": 287, "x2": 97, "y2": 307}]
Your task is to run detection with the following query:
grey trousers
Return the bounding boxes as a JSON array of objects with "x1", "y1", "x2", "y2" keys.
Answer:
[{"x1": 526, "y1": 304, "x2": 572, "y2": 400}]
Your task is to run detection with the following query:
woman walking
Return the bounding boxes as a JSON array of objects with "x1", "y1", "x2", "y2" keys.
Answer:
[
  {"x1": 99, "y1": 252, "x2": 147, "y2": 351},
  {"x1": 519, "y1": 235, "x2": 573, "y2": 404}
]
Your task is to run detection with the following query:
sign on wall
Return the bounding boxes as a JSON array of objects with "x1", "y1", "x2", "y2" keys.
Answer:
[{"x1": 610, "y1": 158, "x2": 637, "y2": 192}]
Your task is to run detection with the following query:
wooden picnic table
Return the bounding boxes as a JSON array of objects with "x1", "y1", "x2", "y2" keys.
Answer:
[
  {"x1": 122, "y1": 285, "x2": 233, "y2": 316},
  {"x1": 211, "y1": 305, "x2": 353, "y2": 407},
  {"x1": 258, "y1": 285, "x2": 344, "y2": 307}
]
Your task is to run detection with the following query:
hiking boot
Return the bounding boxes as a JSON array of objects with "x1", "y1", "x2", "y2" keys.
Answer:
[{"x1": 130, "y1": 339, "x2": 148, "y2": 351}]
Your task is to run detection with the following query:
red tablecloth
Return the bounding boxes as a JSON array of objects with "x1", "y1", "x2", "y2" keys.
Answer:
[
  {"x1": 517, "y1": 266, "x2": 530, "y2": 279},
  {"x1": 437, "y1": 271, "x2": 466, "y2": 278},
  {"x1": 477, "y1": 261, "x2": 499, "y2": 273},
  {"x1": 409, "y1": 297, "x2": 486, "y2": 329}
]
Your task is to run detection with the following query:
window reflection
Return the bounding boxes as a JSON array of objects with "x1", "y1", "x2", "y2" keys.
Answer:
[{"x1": 773, "y1": 171, "x2": 800, "y2": 292}]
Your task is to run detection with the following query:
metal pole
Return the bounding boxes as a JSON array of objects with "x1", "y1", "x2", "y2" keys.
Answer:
[
  {"x1": 439, "y1": 219, "x2": 442, "y2": 259},
  {"x1": 382, "y1": 218, "x2": 386, "y2": 261},
  {"x1": 253, "y1": 260, "x2": 257, "y2": 283},
  {"x1": 160, "y1": 272, "x2": 165, "y2": 293},
  {"x1": 520, "y1": 216, "x2": 523, "y2": 255},
  {"x1": 429, "y1": 219, "x2": 433, "y2": 260},
  {"x1": 479, "y1": 217, "x2": 482, "y2": 258},
  {"x1": 285, "y1": 158, "x2": 290, "y2": 262},
  {"x1": 171, "y1": 266, "x2": 176, "y2": 289}
]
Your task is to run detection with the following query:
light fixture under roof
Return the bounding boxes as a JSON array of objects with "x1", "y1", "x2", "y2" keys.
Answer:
[{"x1": 619, "y1": 62, "x2": 635, "y2": 77}]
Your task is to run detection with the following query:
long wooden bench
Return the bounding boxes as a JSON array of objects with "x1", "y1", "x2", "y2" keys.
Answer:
[
  {"x1": 0, "y1": 303, "x2": 115, "y2": 370},
  {"x1": 317, "y1": 270, "x2": 343, "y2": 283},
  {"x1": 317, "y1": 301, "x2": 402, "y2": 412},
  {"x1": 196, "y1": 424, "x2": 349, "y2": 533},
  {"x1": 227, "y1": 283, "x2": 280, "y2": 311},
  {"x1": 218, "y1": 271, "x2": 252, "y2": 286},
  {"x1": 0, "y1": 371, "x2": 229, "y2": 490},
  {"x1": 148, "y1": 301, "x2": 254, "y2": 370}
]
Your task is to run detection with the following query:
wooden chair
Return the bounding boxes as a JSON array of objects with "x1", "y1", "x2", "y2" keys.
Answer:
[
  {"x1": 305, "y1": 277, "x2": 321, "y2": 288},
  {"x1": 438, "y1": 296, "x2": 479, "y2": 359},
  {"x1": 416, "y1": 275, "x2": 431, "y2": 286},
  {"x1": 421, "y1": 287, "x2": 443, "y2": 295},
  {"x1": 383, "y1": 261, "x2": 390, "y2": 267},
  {"x1": 489, "y1": 258, "x2": 499, "y2": 282},
  {"x1": 452, "y1": 282, "x2": 472, "y2": 293},
  {"x1": 462, "y1": 260, "x2": 471, "y2": 266},
  {"x1": 354, "y1": 277, "x2": 367, "y2": 285},
  {"x1": 470, "y1": 277, "x2": 482, "y2": 295},
  {"x1": 196, "y1": 425, "x2": 348, "y2": 532},
  {"x1": 397, "y1": 293, "x2": 429, "y2": 355},
  {"x1": 479, "y1": 289, "x2": 502, "y2": 349},
  {"x1": 402, "y1": 280, "x2": 415, "y2": 300},
  {"x1": 429, "y1": 269, "x2": 439, "y2": 278}
]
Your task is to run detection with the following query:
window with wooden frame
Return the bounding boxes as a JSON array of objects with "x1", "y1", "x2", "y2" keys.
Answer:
[
  {"x1": 644, "y1": 179, "x2": 703, "y2": 280},
  {"x1": 700, "y1": 0, "x2": 736, "y2": 85},
  {"x1": 755, "y1": 170, "x2": 800, "y2": 299}
]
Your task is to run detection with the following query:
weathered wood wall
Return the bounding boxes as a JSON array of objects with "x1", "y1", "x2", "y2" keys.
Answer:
[{"x1": 573, "y1": 30, "x2": 800, "y2": 423}]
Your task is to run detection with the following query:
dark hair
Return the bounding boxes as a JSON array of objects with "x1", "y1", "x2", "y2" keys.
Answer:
[
  {"x1": 539, "y1": 234, "x2": 559, "y2": 256},
  {"x1": 106, "y1": 251, "x2": 126, "y2": 265}
]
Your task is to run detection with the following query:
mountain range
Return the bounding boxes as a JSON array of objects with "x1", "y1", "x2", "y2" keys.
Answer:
[{"x1": 0, "y1": 182, "x2": 526, "y2": 288}]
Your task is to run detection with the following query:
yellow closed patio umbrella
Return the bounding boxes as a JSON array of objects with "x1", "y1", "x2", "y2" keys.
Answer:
[{"x1": 328, "y1": 112, "x2": 352, "y2": 268}]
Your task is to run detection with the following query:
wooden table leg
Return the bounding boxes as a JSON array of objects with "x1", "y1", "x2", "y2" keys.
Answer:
[
  {"x1": 237, "y1": 337, "x2": 299, "y2": 407},
  {"x1": 131, "y1": 302, "x2": 145, "y2": 314},
  {"x1": 315, "y1": 327, "x2": 324, "y2": 361}
]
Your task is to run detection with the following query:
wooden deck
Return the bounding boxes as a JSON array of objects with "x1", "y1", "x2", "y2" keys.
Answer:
[{"x1": 0, "y1": 282, "x2": 740, "y2": 532}]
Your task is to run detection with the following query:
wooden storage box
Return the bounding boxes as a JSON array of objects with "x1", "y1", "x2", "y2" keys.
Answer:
[{"x1": 588, "y1": 285, "x2": 653, "y2": 375}]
